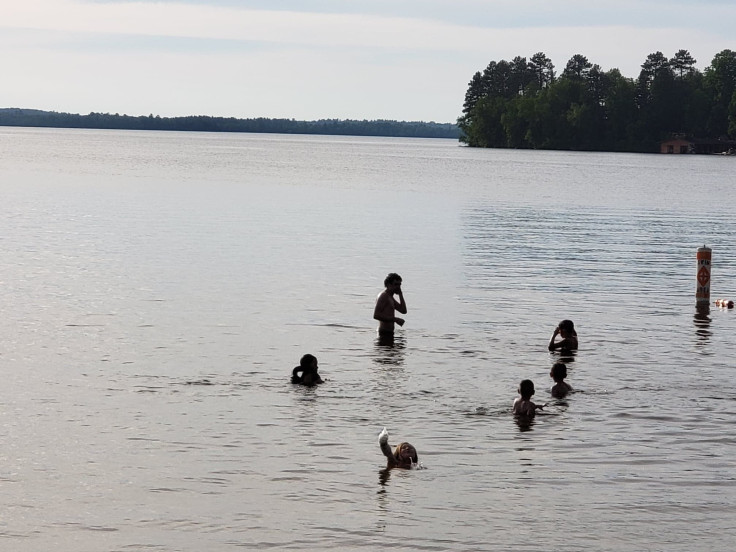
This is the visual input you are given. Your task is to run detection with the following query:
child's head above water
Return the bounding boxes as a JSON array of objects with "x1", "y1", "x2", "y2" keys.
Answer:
[
  {"x1": 300, "y1": 354, "x2": 318, "y2": 370},
  {"x1": 550, "y1": 362, "x2": 567, "y2": 382},
  {"x1": 292, "y1": 353, "x2": 323, "y2": 385},
  {"x1": 518, "y1": 379, "x2": 535, "y2": 399},
  {"x1": 394, "y1": 442, "x2": 418, "y2": 464}
]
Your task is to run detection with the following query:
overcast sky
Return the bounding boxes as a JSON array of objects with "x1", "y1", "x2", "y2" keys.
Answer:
[{"x1": 2, "y1": 0, "x2": 733, "y2": 123}]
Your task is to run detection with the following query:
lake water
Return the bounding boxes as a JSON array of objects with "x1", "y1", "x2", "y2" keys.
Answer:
[{"x1": 1, "y1": 127, "x2": 735, "y2": 551}]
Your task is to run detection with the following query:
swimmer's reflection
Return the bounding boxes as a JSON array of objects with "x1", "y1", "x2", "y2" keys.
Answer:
[
  {"x1": 514, "y1": 416, "x2": 535, "y2": 432},
  {"x1": 373, "y1": 333, "x2": 406, "y2": 366},
  {"x1": 557, "y1": 350, "x2": 576, "y2": 364},
  {"x1": 377, "y1": 331, "x2": 394, "y2": 348},
  {"x1": 694, "y1": 304, "x2": 711, "y2": 344},
  {"x1": 378, "y1": 468, "x2": 392, "y2": 488}
]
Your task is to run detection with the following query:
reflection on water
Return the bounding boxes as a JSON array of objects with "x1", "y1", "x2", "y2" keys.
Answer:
[
  {"x1": 554, "y1": 350, "x2": 577, "y2": 364},
  {"x1": 514, "y1": 415, "x2": 536, "y2": 432},
  {"x1": 378, "y1": 468, "x2": 392, "y2": 489},
  {"x1": 373, "y1": 332, "x2": 406, "y2": 366},
  {"x1": 376, "y1": 331, "x2": 396, "y2": 348},
  {"x1": 550, "y1": 398, "x2": 570, "y2": 409},
  {"x1": 694, "y1": 303, "x2": 712, "y2": 345}
]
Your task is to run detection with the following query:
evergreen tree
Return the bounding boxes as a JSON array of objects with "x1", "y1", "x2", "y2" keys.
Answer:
[
  {"x1": 561, "y1": 54, "x2": 592, "y2": 81},
  {"x1": 705, "y1": 49, "x2": 736, "y2": 137},
  {"x1": 670, "y1": 49, "x2": 697, "y2": 78},
  {"x1": 463, "y1": 71, "x2": 485, "y2": 115},
  {"x1": 459, "y1": 48, "x2": 736, "y2": 150},
  {"x1": 528, "y1": 52, "x2": 556, "y2": 91}
]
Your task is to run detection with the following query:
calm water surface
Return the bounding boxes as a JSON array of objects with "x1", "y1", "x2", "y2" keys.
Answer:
[{"x1": 1, "y1": 127, "x2": 736, "y2": 551}]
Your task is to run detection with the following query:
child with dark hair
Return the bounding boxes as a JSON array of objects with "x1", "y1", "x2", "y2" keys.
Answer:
[
  {"x1": 291, "y1": 354, "x2": 324, "y2": 386},
  {"x1": 548, "y1": 319, "x2": 578, "y2": 351},
  {"x1": 550, "y1": 362, "x2": 573, "y2": 398},
  {"x1": 513, "y1": 379, "x2": 542, "y2": 417}
]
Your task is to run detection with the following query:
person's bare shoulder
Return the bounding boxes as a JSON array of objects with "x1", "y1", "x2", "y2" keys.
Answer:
[{"x1": 375, "y1": 290, "x2": 388, "y2": 304}]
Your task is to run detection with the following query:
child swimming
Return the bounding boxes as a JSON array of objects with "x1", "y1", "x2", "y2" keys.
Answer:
[
  {"x1": 550, "y1": 362, "x2": 573, "y2": 398},
  {"x1": 548, "y1": 319, "x2": 578, "y2": 351},
  {"x1": 291, "y1": 354, "x2": 324, "y2": 386},
  {"x1": 378, "y1": 427, "x2": 418, "y2": 469},
  {"x1": 513, "y1": 379, "x2": 543, "y2": 417}
]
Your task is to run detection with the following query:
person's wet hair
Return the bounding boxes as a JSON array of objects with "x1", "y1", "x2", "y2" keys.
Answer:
[
  {"x1": 558, "y1": 319, "x2": 577, "y2": 335},
  {"x1": 394, "y1": 442, "x2": 418, "y2": 463},
  {"x1": 384, "y1": 273, "x2": 402, "y2": 287},
  {"x1": 519, "y1": 379, "x2": 535, "y2": 399},
  {"x1": 550, "y1": 362, "x2": 567, "y2": 380}
]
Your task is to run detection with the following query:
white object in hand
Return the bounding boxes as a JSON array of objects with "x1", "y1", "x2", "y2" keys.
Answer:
[{"x1": 378, "y1": 427, "x2": 389, "y2": 445}]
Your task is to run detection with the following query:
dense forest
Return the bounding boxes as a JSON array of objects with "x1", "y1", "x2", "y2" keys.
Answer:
[
  {"x1": 0, "y1": 108, "x2": 460, "y2": 139},
  {"x1": 458, "y1": 49, "x2": 736, "y2": 152}
]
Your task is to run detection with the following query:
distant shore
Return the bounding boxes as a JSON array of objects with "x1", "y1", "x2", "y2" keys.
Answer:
[{"x1": 0, "y1": 108, "x2": 461, "y2": 140}]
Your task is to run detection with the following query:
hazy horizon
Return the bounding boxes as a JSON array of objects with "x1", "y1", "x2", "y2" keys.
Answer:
[{"x1": 0, "y1": 106, "x2": 460, "y2": 125}]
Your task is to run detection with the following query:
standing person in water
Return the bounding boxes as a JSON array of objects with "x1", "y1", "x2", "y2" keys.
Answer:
[
  {"x1": 373, "y1": 273, "x2": 407, "y2": 337},
  {"x1": 378, "y1": 427, "x2": 418, "y2": 469},
  {"x1": 548, "y1": 319, "x2": 578, "y2": 351},
  {"x1": 291, "y1": 354, "x2": 324, "y2": 386}
]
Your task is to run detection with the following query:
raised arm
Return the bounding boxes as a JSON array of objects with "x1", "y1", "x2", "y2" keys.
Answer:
[
  {"x1": 548, "y1": 327, "x2": 560, "y2": 351},
  {"x1": 379, "y1": 428, "x2": 397, "y2": 467},
  {"x1": 291, "y1": 367, "x2": 302, "y2": 383},
  {"x1": 394, "y1": 289, "x2": 407, "y2": 315}
]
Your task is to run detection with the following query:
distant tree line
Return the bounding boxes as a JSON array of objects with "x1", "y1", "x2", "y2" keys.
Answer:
[
  {"x1": 458, "y1": 49, "x2": 736, "y2": 152},
  {"x1": 0, "y1": 108, "x2": 460, "y2": 139}
]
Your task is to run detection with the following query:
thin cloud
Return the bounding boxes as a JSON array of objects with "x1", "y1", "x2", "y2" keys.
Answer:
[
  {"x1": 6, "y1": 1, "x2": 733, "y2": 52},
  {"x1": 1, "y1": 0, "x2": 733, "y2": 121}
]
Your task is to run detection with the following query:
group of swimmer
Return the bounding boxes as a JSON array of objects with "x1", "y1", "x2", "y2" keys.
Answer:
[
  {"x1": 510, "y1": 318, "x2": 579, "y2": 416},
  {"x1": 290, "y1": 272, "x2": 579, "y2": 470}
]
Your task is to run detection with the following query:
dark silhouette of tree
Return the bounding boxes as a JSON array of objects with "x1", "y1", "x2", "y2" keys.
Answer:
[
  {"x1": 509, "y1": 56, "x2": 532, "y2": 96},
  {"x1": 602, "y1": 69, "x2": 640, "y2": 150},
  {"x1": 0, "y1": 109, "x2": 460, "y2": 139},
  {"x1": 463, "y1": 71, "x2": 485, "y2": 115},
  {"x1": 458, "y1": 48, "x2": 736, "y2": 150},
  {"x1": 528, "y1": 52, "x2": 556, "y2": 91},
  {"x1": 637, "y1": 51, "x2": 672, "y2": 109},
  {"x1": 641, "y1": 51, "x2": 671, "y2": 78},
  {"x1": 482, "y1": 60, "x2": 515, "y2": 99},
  {"x1": 461, "y1": 96, "x2": 507, "y2": 147},
  {"x1": 705, "y1": 49, "x2": 736, "y2": 137},
  {"x1": 670, "y1": 49, "x2": 697, "y2": 78},
  {"x1": 561, "y1": 54, "x2": 592, "y2": 81}
]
